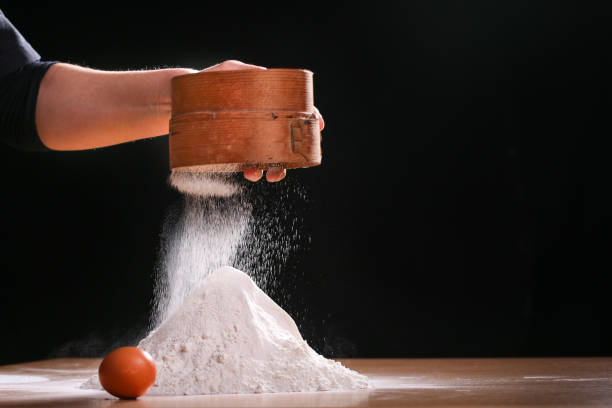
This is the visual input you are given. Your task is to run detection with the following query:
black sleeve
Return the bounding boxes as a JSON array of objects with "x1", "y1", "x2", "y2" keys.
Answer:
[
  {"x1": 0, "y1": 10, "x2": 56, "y2": 151},
  {"x1": 0, "y1": 60, "x2": 57, "y2": 151}
]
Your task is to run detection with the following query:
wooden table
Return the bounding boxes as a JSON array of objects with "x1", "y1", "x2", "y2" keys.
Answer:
[{"x1": 0, "y1": 358, "x2": 610, "y2": 407}]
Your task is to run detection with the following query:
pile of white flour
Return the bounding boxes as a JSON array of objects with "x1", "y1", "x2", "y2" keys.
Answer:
[{"x1": 138, "y1": 266, "x2": 367, "y2": 395}]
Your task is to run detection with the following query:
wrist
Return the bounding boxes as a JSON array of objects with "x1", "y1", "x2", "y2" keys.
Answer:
[{"x1": 156, "y1": 68, "x2": 197, "y2": 105}]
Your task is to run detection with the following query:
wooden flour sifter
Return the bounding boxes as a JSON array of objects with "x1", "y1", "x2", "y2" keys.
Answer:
[{"x1": 169, "y1": 69, "x2": 322, "y2": 172}]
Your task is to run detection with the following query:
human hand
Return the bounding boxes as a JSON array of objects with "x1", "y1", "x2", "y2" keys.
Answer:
[{"x1": 202, "y1": 60, "x2": 325, "y2": 182}]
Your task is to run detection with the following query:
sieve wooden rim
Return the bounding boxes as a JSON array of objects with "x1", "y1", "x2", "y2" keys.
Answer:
[{"x1": 169, "y1": 68, "x2": 322, "y2": 172}]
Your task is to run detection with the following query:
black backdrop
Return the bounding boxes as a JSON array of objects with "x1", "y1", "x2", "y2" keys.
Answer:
[{"x1": 1, "y1": 1, "x2": 611, "y2": 365}]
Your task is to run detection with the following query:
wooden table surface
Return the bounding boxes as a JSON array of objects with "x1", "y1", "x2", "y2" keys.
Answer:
[{"x1": 0, "y1": 357, "x2": 610, "y2": 407}]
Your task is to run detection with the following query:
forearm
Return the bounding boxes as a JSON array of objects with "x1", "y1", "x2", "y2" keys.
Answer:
[{"x1": 35, "y1": 63, "x2": 196, "y2": 150}]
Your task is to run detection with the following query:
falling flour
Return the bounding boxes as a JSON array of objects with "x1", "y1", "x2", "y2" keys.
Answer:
[
  {"x1": 82, "y1": 171, "x2": 367, "y2": 395},
  {"x1": 153, "y1": 172, "x2": 250, "y2": 325}
]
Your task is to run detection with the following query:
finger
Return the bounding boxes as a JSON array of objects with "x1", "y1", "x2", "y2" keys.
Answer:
[
  {"x1": 265, "y1": 168, "x2": 287, "y2": 183},
  {"x1": 314, "y1": 106, "x2": 325, "y2": 131},
  {"x1": 243, "y1": 168, "x2": 263, "y2": 182}
]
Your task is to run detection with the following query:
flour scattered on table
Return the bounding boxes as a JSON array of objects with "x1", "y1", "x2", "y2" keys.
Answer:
[{"x1": 138, "y1": 266, "x2": 367, "y2": 395}]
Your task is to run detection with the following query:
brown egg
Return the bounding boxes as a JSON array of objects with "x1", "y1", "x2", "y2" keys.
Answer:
[{"x1": 98, "y1": 346, "x2": 157, "y2": 399}]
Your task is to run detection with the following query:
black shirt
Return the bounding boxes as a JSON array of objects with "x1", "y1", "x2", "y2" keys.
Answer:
[
  {"x1": 0, "y1": 9, "x2": 40, "y2": 78},
  {"x1": 0, "y1": 9, "x2": 55, "y2": 151}
]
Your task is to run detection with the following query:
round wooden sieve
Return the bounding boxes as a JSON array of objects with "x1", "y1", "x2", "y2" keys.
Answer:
[{"x1": 169, "y1": 68, "x2": 322, "y2": 172}]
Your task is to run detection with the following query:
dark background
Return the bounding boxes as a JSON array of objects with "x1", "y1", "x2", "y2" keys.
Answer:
[{"x1": 1, "y1": 1, "x2": 611, "y2": 365}]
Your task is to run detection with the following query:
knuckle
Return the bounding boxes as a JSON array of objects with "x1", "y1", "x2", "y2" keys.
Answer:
[{"x1": 221, "y1": 59, "x2": 242, "y2": 66}]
